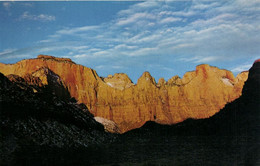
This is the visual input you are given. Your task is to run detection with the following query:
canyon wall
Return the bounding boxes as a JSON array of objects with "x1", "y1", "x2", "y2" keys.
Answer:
[{"x1": 0, "y1": 55, "x2": 248, "y2": 132}]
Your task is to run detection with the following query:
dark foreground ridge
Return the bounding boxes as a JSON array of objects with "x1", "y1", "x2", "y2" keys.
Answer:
[
  {"x1": 0, "y1": 61, "x2": 259, "y2": 165},
  {"x1": 0, "y1": 70, "x2": 114, "y2": 165}
]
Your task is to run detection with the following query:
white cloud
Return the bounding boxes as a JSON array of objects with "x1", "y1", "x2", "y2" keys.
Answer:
[
  {"x1": 134, "y1": 1, "x2": 158, "y2": 9},
  {"x1": 118, "y1": 1, "x2": 158, "y2": 16},
  {"x1": 94, "y1": 64, "x2": 124, "y2": 70},
  {"x1": 191, "y1": 14, "x2": 237, "y2": 27},
  {"x1": 93, "y1": 50, "x2": 113, "y2": 57},
  {"x1": 128, "y1": 47, "x2": 158, "y2": 57},
  {"x1": 88, "y1": 48, "x2": 102, "y2": 52},
  {"x1": 114, "y1": 44, "x2": 138, "y2": 50},
  {"x1": 71, "y1": 46, "x2": 89, "y2": 50},
  {"x1": 116, "y1": 12, "x2": 156, "y2": 26},
  {"x1": 231, "y1": 64, "x2": 252, "y2": 73},
  {"x1": 0, "y1": 54, "x2": 30, "y2": 60},
  {"x1": 20, "y1": 11, "x2": 55, "y2": 21},
  {"x1": 95, "y1": 65, "x2": 105, "y2": 69},
  {"x1": 39, "y1": 0, "x2": 258, "y2": 66},
  {"x1": 160, "y1": 17, "x2": 182, "y2": 24},
  {"x1": 8, "y1": 0, "x2": 259, "y2": 81},
  {"x1": 194, "y1": 56, "x2": 223, "y2": 63},
  {"x1": 192, "y1": 2, "x2": 220, "y2": 10},
  {"x1": 0, "y1": 49, "x2": 17, "y2": 56},
  {"x1": 213, "y1": 0, "x2": 260, "y2": 13},
  {"x1": 0, "y1": 48, "x2": 33, "y2": 60},
  {"x1": 73, "y1": 54, "x2": 89, "y2": 59},
  {"x1": 39, "y1": 39, "x2": 54, "y2": 43},
  {"x1": 56, "y1": 26, "x2": 99, "y2": 35},
  {"x1": 159, "y1": 10, "x2": 195, "y2": 17}
]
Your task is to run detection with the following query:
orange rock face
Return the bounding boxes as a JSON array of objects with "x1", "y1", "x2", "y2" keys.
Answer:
[
  {"x1": 0, "y1": 55, "x2": 249, "y2": 133},
  {"x1": 103, "y1": 73, "x2": 134, "y2": 90}
]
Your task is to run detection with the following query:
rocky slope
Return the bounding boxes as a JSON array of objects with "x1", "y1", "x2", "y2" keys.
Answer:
[
  {"x1": 0, "y1": 55, "x2": 248, "y2": 132},
  {"x1": 0, "y1": 70, "x2": 113, "y2": 165}
]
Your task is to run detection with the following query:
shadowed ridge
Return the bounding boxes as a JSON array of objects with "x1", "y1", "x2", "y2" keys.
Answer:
[{"x1": 0, "y1": 70, "x2": 116, "y2": 165}]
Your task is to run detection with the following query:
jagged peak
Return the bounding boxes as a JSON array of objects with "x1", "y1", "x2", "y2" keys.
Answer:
[
  {"x1": 140, "y1": 71, "x2": 153, "y2": 80},
  {"x1": 137, "y1": 71, "x2": 156, "y2": 85},
  {"x1": 37, "y1": 55, "x2": 75, "y2": 64},
  {"x1": 103, "y1": 73, "x2": 134, "y2": 90},
  {"x1": 106, "y1": 73, "x2": 133, "y2": 82},
  {"x1": 167, "y1": 75, "x2": 182, "y2": 86},
  {"x1": 157, "y1": 78, "x2": 166, "y2": 87}
]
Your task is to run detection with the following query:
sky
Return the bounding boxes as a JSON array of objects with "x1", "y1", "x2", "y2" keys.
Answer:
[{"x1": 0, "y1": 0, "x2": 259, "y2": 83}]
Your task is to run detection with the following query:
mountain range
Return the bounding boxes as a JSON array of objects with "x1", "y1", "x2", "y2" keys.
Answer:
[
  {"x1": 0, "y1": 56, "x2": 259, "y2": 165},
  {"x1": 0, "y1": 55, "x2": 248, "y2": 133}
]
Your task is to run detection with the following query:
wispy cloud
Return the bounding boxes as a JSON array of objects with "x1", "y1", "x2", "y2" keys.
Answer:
[
  {"x1": 114, "y1": 44, "x2": 138, "y2": 50},
  {"x1": 39, "y1": 39, "x2": 54, "y2": 43},
  {"x1": 3, "y1": 2, "x2": 11, "y2": 10},
  {"x1": 192, "y1": 2, "x2": 220, "y2": 10},
  {"x1": 0, "y1": 49, "x2": 17, "y2": 56},
  {"x1": 194, "y1": 56, "x2": 224, "y2": 64},
  {"x1": 118, "y1": 1, "x2": 159, "y2": 15},
  {"x1": 3, "y1": 1, "x2": 259, "y2": 82},
  {"x1": 20, "y1": 11, "x2": 55, "y2": 22},
  {"x1": 0, "y1": 48, "x2": 33, "y2": 61},
  {"x1": 159, "y1": 10, "x2": 195, "y2": 17},
  {"x1": 231, "y1": 64, "x2": 252, "y2": 73},
  {"x1": 116, "y1": 12, "x2": 156, "y2": 26},
  {"x1": 22, "y1": 3, "x2": 33, "y2": 7},
  {"x1": 9, "y1": 1, "x2": 260, "y2": 63},
  {"x1": 56, "y1": 25, "x2": 99, "y2": 35},
  {"x1": 160, "y1": 17, "x2": 182, "y2": 24}
]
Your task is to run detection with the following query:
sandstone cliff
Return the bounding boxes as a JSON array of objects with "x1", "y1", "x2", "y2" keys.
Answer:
[{"x1": 0, "y1": 55, "x2": 249, "y2": 133}]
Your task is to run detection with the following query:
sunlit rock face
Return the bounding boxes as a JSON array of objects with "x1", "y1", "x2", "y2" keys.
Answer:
[
  {"x1": 0, "y1": 55, "x2": 248, "y2": 133},
  {"x1": 103, "y1": 73, "x2": 134, "y2": 90}
]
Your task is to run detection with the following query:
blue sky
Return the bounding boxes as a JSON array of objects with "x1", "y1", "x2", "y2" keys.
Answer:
[{"x1": 0, "y1": 1, "x2": 259, "y2": 83}]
